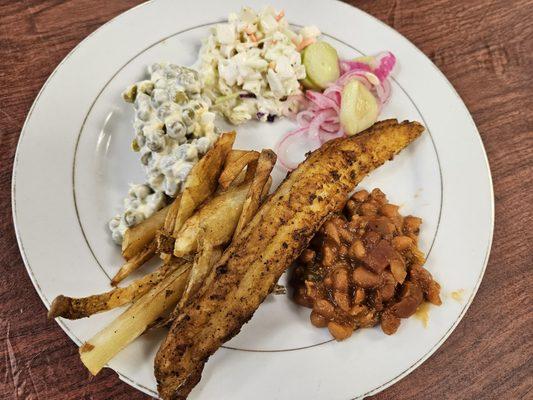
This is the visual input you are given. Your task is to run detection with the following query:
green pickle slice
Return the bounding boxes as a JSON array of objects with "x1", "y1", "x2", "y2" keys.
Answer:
[
  {"x1": 340, "y1": 79, "x2": 379, "y2": 136},
  {"x1": 300, "y1": 41, "x2": 340, "y2": 90}
]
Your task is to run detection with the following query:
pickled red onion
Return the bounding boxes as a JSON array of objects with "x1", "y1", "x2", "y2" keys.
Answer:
[
  {"x1": 373, "y1": 52, "x2": 396, "y2": 83},
  {"x1": 275, "y1": 51, "x2": 396, "y2": 170},
  {"x1": 339, "y1": 60, "x2": 372, "y2": 74},
  {"x1": 274, "y1": 126, "x2": 312, "y2": 170}
]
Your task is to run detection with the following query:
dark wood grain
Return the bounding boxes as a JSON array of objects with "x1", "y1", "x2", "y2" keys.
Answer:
[{"x1": 0, "y1": 0, "x2": 531, "y2": 399}]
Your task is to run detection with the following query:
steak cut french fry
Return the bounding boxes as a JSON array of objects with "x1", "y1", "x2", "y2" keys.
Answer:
[
  {"x1": 218, "y1": 150, "x2": 259, "y2": 189},
  {"x1": 156, "y1": 193, "x2": 184, "y2": 256},
  {"x1": 233, "y1": 149, "x2": 276, "y2": 239},
  {"x1": 223, "y1": 149, "x2": 250, "y2": 164},
  {"x1": 244, "y1": 157, "x2": 259, "y2": 182},
  {"x1": 173, "y1": 182, "x2": 250, "y2": 258},
  {"x1": 111, "y1": 241, "x2": 157, "y2": 286},
  {"x1": 48, "y1": 262, "x2": 181, "y2": 320},
  {"x1": 163, "y1": 194, "x2": 183, "y2": 233},
  {"x1": 80, "y1": 261, "x2": 191, "y2": 375},
  {"x1": 172, "y1": 132, "x2": 236, "y2": 236},
  {"x1": 122, "y1": 205, "x2": 169, "y2": 260},
  {"x1": 178, "y1": 240, "x2": 223, "y2": 308}
]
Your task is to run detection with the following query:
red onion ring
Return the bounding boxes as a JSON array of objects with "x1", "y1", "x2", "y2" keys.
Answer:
[{"x1": 275, "y1": 51, "x2": 396, "y2": 171}]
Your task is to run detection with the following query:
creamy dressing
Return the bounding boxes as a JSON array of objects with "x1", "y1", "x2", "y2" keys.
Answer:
[
  {"x1": 109, "y1": 63, "x2": 218, "y2": 244},
  {"x1": 109, "y1": 7, "x2": 320, "y2": 245},
  {"x1": 108, "y1": 184, "x2": 166, "y2": 244}
]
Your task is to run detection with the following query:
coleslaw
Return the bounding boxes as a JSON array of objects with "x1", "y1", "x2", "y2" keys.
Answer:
[{"x1": 198, "y1": 6, "x2": 319, "y2": 124}]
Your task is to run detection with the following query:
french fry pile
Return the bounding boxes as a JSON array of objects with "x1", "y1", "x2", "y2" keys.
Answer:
[{"x1": 48, "y1": 131, "x2": 277, "y2": 375}]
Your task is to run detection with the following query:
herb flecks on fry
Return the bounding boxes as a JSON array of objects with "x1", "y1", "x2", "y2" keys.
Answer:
[
  {"x1": 219, "y1": 150, "x2": 260, "y2": 189},
  {"x1": 111, "y1": 241, "x2": 157, "y2": 286},
  {"x1": 172, "y1": 132, "x2": 236, "y2": 236},
  {"x1": 233, "y1": 149, "x2": 276, "y2": 239},
  {"x1": 179, "y1": 240, "x2": 223, "y2": 308},
  {"x1": 173, "y1": 182, "x2": 250, "y2": 258},
  {"x1": 48, "y1": 262, "x2": 181, "y2": 319},
  {"x1": 122, "y1": 205, "x2": 169, "y2": 260},
  {"x1": 79, "y1": 262, "x2": 191, "y2": 375}
]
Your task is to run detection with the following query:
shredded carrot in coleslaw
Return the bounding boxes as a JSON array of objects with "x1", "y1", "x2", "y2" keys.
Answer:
[{"x1": 296, "y1": 37, "x2": 316, "y2": 52}]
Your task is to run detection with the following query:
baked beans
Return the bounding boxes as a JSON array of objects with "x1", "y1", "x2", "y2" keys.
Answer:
[{"x1": 291, "y1": 189, "x2": 441, "y2": 340}]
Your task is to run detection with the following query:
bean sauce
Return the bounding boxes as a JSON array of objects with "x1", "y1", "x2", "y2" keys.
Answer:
[{"x1": 291, "y1": 189, "x2": 441, "y2": 340}]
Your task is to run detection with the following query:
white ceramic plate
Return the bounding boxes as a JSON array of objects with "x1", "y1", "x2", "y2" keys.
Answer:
[{"x1": 12, "y1": 0, "x2": 494, "y2": 398}]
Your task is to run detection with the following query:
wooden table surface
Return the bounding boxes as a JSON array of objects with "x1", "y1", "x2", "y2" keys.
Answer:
[{"x1": 1, "y1": 0, "x2": 531, "y2": 399}]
